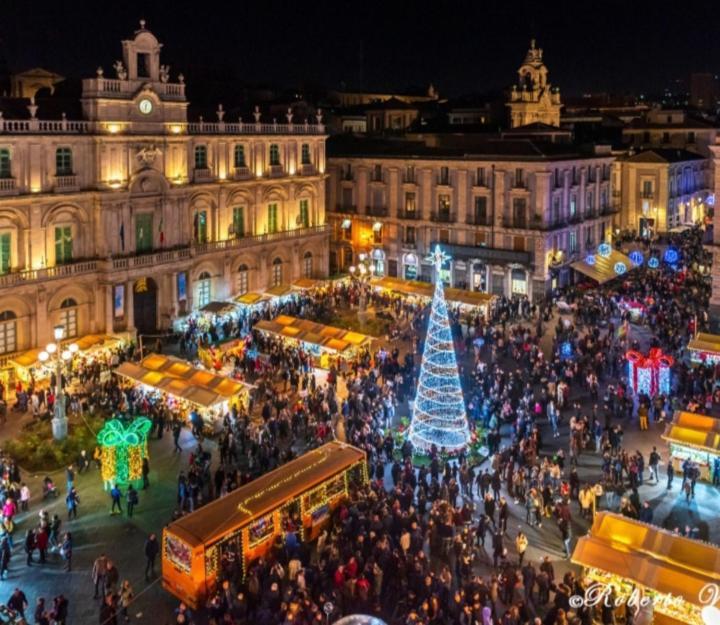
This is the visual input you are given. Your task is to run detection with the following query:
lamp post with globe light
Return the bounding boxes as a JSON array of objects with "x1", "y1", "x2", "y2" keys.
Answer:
[
  {"x1": 348, "y1": 253, "x2": 375, "y2": 311},
  {"x1": 38, "y1": 325, "x2": 78, "y2": 441}
]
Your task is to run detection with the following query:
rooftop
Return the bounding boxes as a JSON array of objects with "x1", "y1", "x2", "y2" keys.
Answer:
[{"x1": 623, "y1": 147, "x2": 706, "y2": 163}]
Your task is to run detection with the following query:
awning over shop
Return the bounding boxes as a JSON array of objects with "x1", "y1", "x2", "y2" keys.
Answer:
[
  {"x1": 254, "y1": 315, "x2": 375, "y2": 354},
  {"x1": 292, "y1": 278, "x2": 325, "y2": 290},
  {"x1": 199, "y1": 301, "x2": 238, "y2": 315},
  {"x1": 264, "y1": 284, "x2": 294, "y2": 298},
  {"x1": 370, "y1": 276, "x2": 496, "y2": 310},
  {"x1": 571, "y1": 512, "x2": 720, "y2": 611},
  {"x1": 662, "y1": 411, "x2": 720, "y2": 455},
  {"x1": 114, "y1": 353, "x2": 252, "y2": 409},
  {"x1": 10, "y1": 334, "x2": 122, "y2": 369},
  {"x1": 570, "y1": 249, "x2": 635, "y2": 284},
  {"x1": 234, "y1": 291, "x2": 268, "y2": 307},
  {"x1": 687, "y1": 332, "x2": 720, "y2": 359}
]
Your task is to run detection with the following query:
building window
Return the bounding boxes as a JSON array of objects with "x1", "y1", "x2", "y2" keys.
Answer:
[
  {"x1": 569, "y1": 230, "x2": 578, "y2": 253},
  {"x1": 55, "y1": 147, "x2": 73, "y2": 176},
  {"x1": 662, "y1": 132, "x2": 670, "y2": 144},
  {"x1": 475, "y1": 231, "x2": 486, "y2": 246},
  {"x1": 269, "y1": 144, "x2": 280, "y2": 166},
  {"x1": 271, "y1": 257, "x2": 283, "y2": 286},
  {"x1": 552, "y1": 197, "x2": 561, "y2": 223},
  {"x1": 194, "y1": 145, "x2": 208, "y2": 169},
  {"x1": 372, "y1": 164, "x2": 382, "y2": 182},
  {"x1": 0, "y1": 310, "x2": 16, "y2": 354},
  {"x1": 569, "y1": 195, "x2": 577, "y2": 217},
  {"x1": 303, "y1": 251, "x2": 313, "y2": 278},
  {"x1": 512, "y1": 198, "x2": 527, "y2": 228},
  {"x1": 236, "y1": 264, "x2": 249, "y2": 296},
  {"x1": 405, "y1": 165, "x2": 415, "y2": 183},
  {"x1": 193, "y1": 211, "x2": 208, "y2": 243},
  {"x1": 438, "y1": 194, "x2": 451, "y2": 213},
  {"x1": 234, "y1": 145, "x2": 246, "y2": 168},
  {"x1": 197, "y1": 271, "x2": 212, "y2": 307},
  {"x1": 511, "y1": 269, "x2": 527, "y2": 295},
  {"x1": 0, "y1": 233, "x2": 9, "y2": 274},
  {"x1": 554, "y1": 169, "x2": 561, "y2": 187},
  {"x1": 373, "y1": 223, "x2": 383, "y2": 244},
  {"x1": 513, "y1": 236, "x2": 525, "y2": 252},
  {"x1": 474, "y1": 196, "x2": 487, "y2": 224},
  {"x1": 0, "y1": 149, "x2": 10, "y2": 178},
  {"x1": 59, "y1": 298, "x2": 78, "y2": 339},
  {"x1": 298, "y1": 199, "x2": 310, "y2": 228},
  {"x1": 476, "y1": 167, "x2": 486, "y2": 186},
  {"x1": 642, "y1": 180, "x2": 653, "y2": 198},
  {"x1": 439, "y1": 229, "x2": 449, "y2": 244},
  {"x1": 301, "y1": 144, "x2": 311, "y2": 165},
  {"x1": 439, "y1": 167, "x2": 449, "y2": 185},
  {"x1": 404, "y1": 225, "x2": 416, "y2": 244},
  {"x1": 515, "y1": 168, "x2": 524, "y2": 187},
  {"x1": 268, "y1": 203, "x2": 279, "y2": 234},
  {"x1": 688, "y1": 132, "x2": 696, "y2": 143},
  {"x1": 232, "y1": 206, "x2": 245, "y2": 238},
  {"x1": 135, "y1": 213, "x2": 153, "y2": 253},
  {"x1": 586, "y1": 192, "x2": 594, "y2": 213},
  {"x1": 137, "y1": 53, "x2": 150, "y2": 78},
  {"x1": 54, "y1": 226, "x2": 73, "y2": 265},
  {"x1": 404, "y1": 192, "x2": 416, "y2": 215}
]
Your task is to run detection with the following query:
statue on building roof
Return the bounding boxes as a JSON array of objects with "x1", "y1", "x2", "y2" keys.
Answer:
[
  {"x1": 113, "y1": 60, "x2": 127, "y2": 81},
  {"x1": 159, "y1": 65, "x2": 170, "y2": 83}
]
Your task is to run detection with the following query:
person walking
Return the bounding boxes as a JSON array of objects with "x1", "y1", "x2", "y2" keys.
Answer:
[
  {"x1": 92, "y1": 553, "x2": 108, "y2": 599},
  {"x1": 515, "y1": 530, "x2": 528, "y2": 567},
  {"x1": 0, "y1": 534, "x2": 11, "y2": 579},
  {"x1": 8, "y1": 588, "x2": 28, "y2": 620},
  {"x1": 144, "y1": 533, "x2": 159, "y2": 580},
  {"x1": 119, "y1": 580, "x2": 133, "y2": 622},
  {"x1": 667, "y1": 462, "x2": 675, "y2": 490},
  {"x1": 649, "y1": 447, "x2": 660, "y2": 483},
  {"x1": 142, "y1": 458, "x2": 150, "y2": 490},
  {"x1": 110, "y1": 485, "x2": 123, "y2": 515},
  {"x1": 126, "y1": 486, "x2": 138, "y2": 518},
  {"x1": 172, "y1": 420, "x2": 182, "y2": 453},
  {"x1": 99, "y1": 594, "x2": 117, "y2": 625},
  {"x1": 559, "y1": 517, "x2": 572, "y2": 558},
  {"x1": 60, "y1": 533, "x2": 72, "y2": 572},
  {"x1": 24, "y1": 529, "x2": 36, "y2": 566},
  {"x1": 65, "y1": 488, "x2": 79, "y2": 521}
]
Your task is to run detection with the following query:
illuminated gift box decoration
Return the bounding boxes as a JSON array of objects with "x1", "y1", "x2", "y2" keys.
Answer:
[
  {"x1": 97, "y1": 417, "x2": 152, "y2": 488},
  {"x1": 626, "y1": 348, "x2": 674, "y2": 397}
]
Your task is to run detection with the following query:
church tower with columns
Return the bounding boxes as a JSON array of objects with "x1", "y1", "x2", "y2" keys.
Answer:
[{"x1": 507, "y1": 39, "x2": 562, "y2": 128}]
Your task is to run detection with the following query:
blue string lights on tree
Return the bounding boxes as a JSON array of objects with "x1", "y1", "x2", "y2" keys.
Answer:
[{"x1": 408, "y1": 245, "x2": 470, "y2": 454}]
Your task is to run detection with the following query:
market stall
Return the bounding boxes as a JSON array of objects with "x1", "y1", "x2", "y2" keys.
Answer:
[
  {"x1": 10, "y1": 334, "x2": 124, "y2": 385},
  {"x1": 572, "y1": 512, "x2": 720, "y2": 625},
  {"x1": 162, "y1": 441, "x2": 367, "y2": 608},
  {"x1": 687, "y1": 332, "x2": 720, "y2": 366},
  {"x1": 198, "y1": 337, "x2": 246, "y2": 371},
  {"x1": 571, "y1": 249, "x2": 637, "y2": 284},
  {"x1": 662, "y1": 411, "x2": 720, "y2": 481},
  {"x1": 291, "y1": 278, "x2": 327, "y2": 291},
  {"x1": 253, "y1": 315, "x2": 375, "y2": 369},
  {"x1": 234, "y1": 292, "x2": 269, "y2": 309},
  {"x1": 370, "y1": 276, "x2": 496, "y2": 316},
  {"x1": 113, "y1": 353, "x2": 252, "y2": 427}
]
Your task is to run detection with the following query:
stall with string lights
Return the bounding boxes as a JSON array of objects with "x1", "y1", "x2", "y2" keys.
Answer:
[
  {"x1": 162, "y1": 442, "x2": 367, "y2": 608},
  {"x1": 571, "y1": 512, "x2": 720, "y2": 625},
  {"x1": 687, "y1": 332, "x2": 720, "y2": 366},
  {"x1": 626, "y1": 348, "x2": 674, "y2": 397},
  {"x1": 662, "y1": 411, "x2": 720, "y2": 481}
]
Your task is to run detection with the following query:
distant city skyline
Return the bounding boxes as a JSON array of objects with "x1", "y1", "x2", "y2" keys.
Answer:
[{"x1": 1, "y1": 0, "x2": 719, "y2": 98}]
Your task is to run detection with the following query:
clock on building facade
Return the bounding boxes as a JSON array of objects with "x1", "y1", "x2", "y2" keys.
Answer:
[{"x1": 138, "y1": 98, "x2": 153, "y2": 114}]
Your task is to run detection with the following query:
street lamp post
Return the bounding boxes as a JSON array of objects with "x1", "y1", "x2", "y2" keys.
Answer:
[{"x1": 38, "y1": 325, "x2": 78, "y2": 441}]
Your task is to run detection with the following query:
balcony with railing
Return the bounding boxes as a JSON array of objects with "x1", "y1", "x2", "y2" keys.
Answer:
[
  {"x1": 188, "y1": 120, "x2": 325, "y2": 135},
  {"x1": 365, "y1": 205, "x2": 389, "y2": 217},
  {"x1": 193, "y1": 168, "x2": 214, "y2": 183},
  {"x1": 300, "y1": 164, "x2": 317, "y2": 176},
  {"x1": 0, "y1": 178, "x2": 17, "y2": 196},
  {"x1": 502, "y1": 217, "x2": 528, "y2": 229},
  {"x1": 466, "y1": 213, "x2": 492, "y2": 226},
  {"x1": 567, "y1": 213, "x2": 583, "y2": 224},
  {"x1": 430, "y1": 210, "x2": 455, "y2": 223},
  {"x1": 0, "y1": 259, "x2": 99, "y2": 289},
  {"x1": 82, "y1": 77, "x2": 187, "y2": 101},
  {"x1": 193, "y1": 225, "x2": 328, "y2": 256},
  {"x1": 398, "y1": 209, "x2": 421, "y2": 220},
  {"x1": 334, "y1": 205, "x2": 357, "y2": 214},
  {"x1": 54, "y1": 174, "x2": 79, "y2": 192},
  {"x1": 232, "y1": 167, "x2": 253, "y2": 180},
  {"x1": 640, "y1": 190, "x2": 654, "y2": 199},
  {"x1": 267, "y1": 165, "x2": 285, "y2": 178}
]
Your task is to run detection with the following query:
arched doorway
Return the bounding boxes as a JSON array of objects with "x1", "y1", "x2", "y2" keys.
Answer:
[{"x1": 134, "y1": 277, "x2": 158, "y2": 334}]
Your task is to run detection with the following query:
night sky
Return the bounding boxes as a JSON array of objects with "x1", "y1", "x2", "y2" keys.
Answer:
[{"x1": 1, "y1": 0, "x2": 718, "y2": 97}]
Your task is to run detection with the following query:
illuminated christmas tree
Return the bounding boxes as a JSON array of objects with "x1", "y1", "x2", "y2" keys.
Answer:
[{"x1": 409, "y1": 245, "x2": 470, "y2": 454}]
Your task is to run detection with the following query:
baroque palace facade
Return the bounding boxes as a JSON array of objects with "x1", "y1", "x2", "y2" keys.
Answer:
[{"x1": 0, "y1": 22, "x2": 329, "y2": 356}]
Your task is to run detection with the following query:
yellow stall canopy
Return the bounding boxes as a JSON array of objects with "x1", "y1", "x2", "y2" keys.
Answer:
[
  {"x1": 264, "y1": 284, "x2": 294, "y2": 298},
  {"x1": 114, "y1": 353, "x2": 252, "y2": 409},
  {"x1": 234, "y1": 292, "x2": 269, "y2": 307},
  {"x1": 370, "y1": 276, "x2": 496, "y2": 311},
  {"x1": 662, "y1": 411, "x2": 720, "y2": 455},
  {"x1": 199, "y1": 301, "x2": 239, "y2": 316},
  {"x1": 292, "y1": 278, "x2": 325, "y2": 291},
  {"x1": 10, "y1": 334, "x2": 122, "y2": 369},
  {"x1": 570, "y1": 249, "x2": 635, "y2": 284},
  {"x1": 687, "y1": 332, "x2": 720, "y2": 359},
  {"x1": 572, "y1": 512, "x2": 720, "y2": 615},
  {"x1": 253, "y1": 316, "x2": 375, "y2": 354}
]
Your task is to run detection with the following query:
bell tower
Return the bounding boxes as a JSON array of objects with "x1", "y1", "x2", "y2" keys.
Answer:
[{"x1": 507, "y1": 39, "x2": 562, "y2": 128}]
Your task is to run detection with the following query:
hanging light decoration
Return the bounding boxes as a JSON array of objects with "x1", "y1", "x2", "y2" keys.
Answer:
[
  {"x1": 598, "y1": 242, "x2": 612, "y2": 258},
  {"x1": 614, "y1": 262, "x2": 627, "y2": 275},
  {"x1": 648, "y1": 257, "x2": 660, "y2": 269},
  {"x1": 629, "y1": 251, "x2": 644, "y2": 266}
]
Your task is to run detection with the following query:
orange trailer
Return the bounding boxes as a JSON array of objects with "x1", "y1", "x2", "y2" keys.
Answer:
[{"x1": 162, "y1": 442, "x2": 367, "y2": 608}]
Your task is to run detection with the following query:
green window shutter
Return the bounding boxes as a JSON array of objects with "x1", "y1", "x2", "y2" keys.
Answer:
[
  {"x1": 0, "y1": 234, "x2": 10, "y2": 274},
  {"x1": 0, "y1": 150, "x2": 11, "y2": 178},
  {"x1": 268, "y1": 204, "x2": 278, "y2": 233},
  {"x1": 233, "y1": 207, "x2": 245, "y2": 237},
  {"x1": 299, "y1": 199, "x2": 309, "y2": 228},
  {"x1": 135, "y1": 213, "x2": 153, "y2": 252},
  {"x1": 234, "y1": 145, "x2": 245, "y2": 168},
  {"x1": 55, "y1": 226, "x2": 72, "y2": 264}
]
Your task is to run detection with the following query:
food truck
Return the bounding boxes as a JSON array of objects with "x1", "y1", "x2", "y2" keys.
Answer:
[{"x1": 162, "y1": 442, "x2": 367, "y2": 608}]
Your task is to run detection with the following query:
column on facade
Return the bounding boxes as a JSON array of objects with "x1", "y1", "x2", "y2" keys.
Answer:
[
  {"x1": 104, "y1": 284, "x2": 114, "y2": 335},
  {"x1": 35, "y1": 288, "x2": 49, "y2": 346},
  {"x1": 126, "y1": 280, "x2": 135, "y2": 332}
]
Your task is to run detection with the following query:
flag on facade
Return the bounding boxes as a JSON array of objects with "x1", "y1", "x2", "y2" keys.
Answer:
[
  {"x1": 119, "y1": 221, "x2": 125, "y2": 252},
  {"x1": 158, "y1": 216, "x2": 164, "y2": 245}
]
